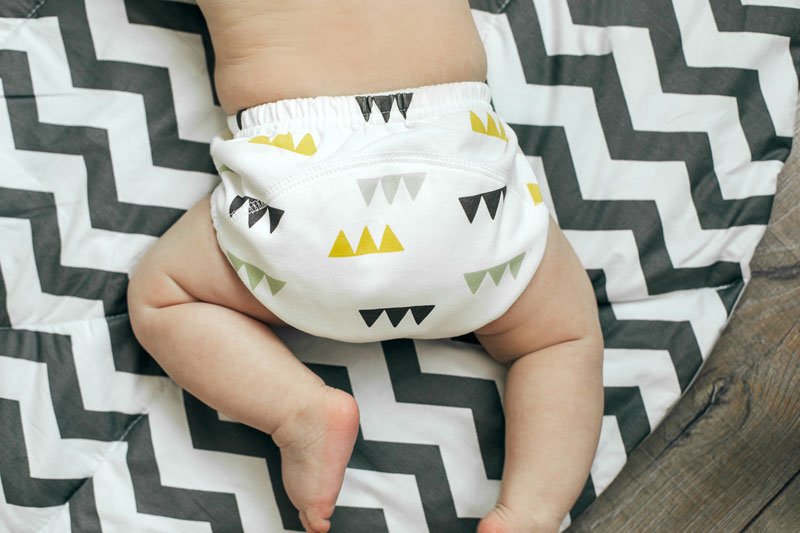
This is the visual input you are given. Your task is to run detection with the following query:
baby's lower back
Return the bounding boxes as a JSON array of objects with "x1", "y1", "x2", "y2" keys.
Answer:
[{"x1": 198, "y1": 0, "x2": 487, "y2": 114}]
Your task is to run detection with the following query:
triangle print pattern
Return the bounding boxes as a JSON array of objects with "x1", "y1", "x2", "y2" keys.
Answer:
[
  {"x1": 459, "y1": 186, "x2": 507, "y2": 223},
  {"x1": 464, "y1": 252, "x2": 526, "y2": 294},
  {"x1": 355, "y1": 92, "x2": 414, "y2": 122},
  {"x1": 357, "y1": 173, "x2": 426, "y2": 205},
  {"x1": 248, "y1": 132, "x2": 317, "y2": 156},
  {"x1": 226, "y1": 251, "x2": 286, "y2": 295},
  {"x1": 329, "y1": 226, "x2": 404, "y2": 257},
  {"x1": 527, "y1": 183, "x2": 544, "y2": 205},
  {"x1": 359, "y1": 305, "x2": 435, "y2": 327},
  {"x1": 470, "y1": 111, "x2": 508, "y2": 142},
  {"x1": 229, "y1": 195, "x2": 285, "y2": 231}
]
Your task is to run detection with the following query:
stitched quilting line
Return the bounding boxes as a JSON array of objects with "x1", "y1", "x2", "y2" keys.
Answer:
[
  {"x1": 493, "y1": 0, "x2": 512, "y2": 14},
  {"x1": 0, "y1": 0, "x2": 49, "y2": 52},
  {"x1": 26, "y1": 0, "x2": 48, "y2": 18}
]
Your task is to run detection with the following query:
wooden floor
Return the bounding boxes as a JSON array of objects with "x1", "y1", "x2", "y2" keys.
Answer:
[{"x1": 570, "y1": 103, "x2": 800, "y2": 532}]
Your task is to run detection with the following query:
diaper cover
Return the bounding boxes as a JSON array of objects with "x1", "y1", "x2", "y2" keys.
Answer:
[{"x1": 210, "y1": 82, "x2": 549, "y2": 343}]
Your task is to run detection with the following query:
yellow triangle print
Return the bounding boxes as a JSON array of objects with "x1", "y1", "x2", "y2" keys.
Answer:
[
  {"x1": 355, "y1": 226, "x2": 379, "y2": 255},
  {"x1": 294, "y1": 133, "x2": 317, "y2": 156},
  {"x1": 329, "y1": 230, "x2": 355, "y2": 257},
  {"x1": 470, "y1": 111, "x2": 486, "y2": 134},
  {"x1": 527, "y1": 183, "x2": 543, "y2": 205},
  {"x1": 486, "y1": 114, "x2": 500, "y2": 138},
  {"x1": 270, "y1": 133, "x2": 294, "y2": 151},
  {"x1": 470, "y1": 111, "x2": 508, "y2": 142},
  {"x1": 329, "y1": 226, "x2": 405, "y2": 258},
  {"x1": 248, "y1": 132, "x2": 317, "y2": 156},
  {"x1": 378, "y1": 225, "x2": 404, "y2": 253}
]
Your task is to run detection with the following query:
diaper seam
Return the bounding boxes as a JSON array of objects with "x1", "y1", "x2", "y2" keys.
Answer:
[{"x1": 261, "y1": 152, "x2": 525, "y2": 204}]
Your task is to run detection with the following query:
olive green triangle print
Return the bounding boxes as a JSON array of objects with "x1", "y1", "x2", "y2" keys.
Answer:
[
  {"x1": 508, "y1": 252, "x2": 526, "y2": 278},
  {"x1": 463, "y1": 251, "x2": 527, "y2": 294},
  {"x1": 226, "y1": 251, "x2": 244, "y2": 271},
  {"x1": 244, "y1": 263, "x2": 265, "y2": 290},
  {"x1": 265, "y1": 275, "x2": 286, "y2": 296},
  {"x1": 464, "y1": 271, "x2": 488, "y2": 294},
  {"x1": 226, "y1": 250, "x2": 286, "y2": 295},
  {"x1": 487, "y1": 263, "x2": 507, "y2": 285}
]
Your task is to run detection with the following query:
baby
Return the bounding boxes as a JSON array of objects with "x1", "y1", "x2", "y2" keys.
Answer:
[{"x1": 127, "y1": 1, "x2": 604, "y2": 532}]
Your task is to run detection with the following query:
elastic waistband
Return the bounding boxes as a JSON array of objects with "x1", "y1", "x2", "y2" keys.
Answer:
[{"x1": 229, "y1": 82, "x2": 492, "y2": 137}]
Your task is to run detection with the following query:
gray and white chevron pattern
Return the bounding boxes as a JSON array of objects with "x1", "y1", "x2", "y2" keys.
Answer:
[{"x1": 1, "y1": 0, "x2": 798, "y2": 531}]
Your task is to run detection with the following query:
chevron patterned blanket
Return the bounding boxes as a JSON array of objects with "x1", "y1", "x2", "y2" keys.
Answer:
[{"x1": 1, "y1": 0, "x2": 798, "y2": 531}]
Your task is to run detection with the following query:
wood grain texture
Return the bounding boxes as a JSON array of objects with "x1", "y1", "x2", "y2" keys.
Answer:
[
  {"x1": 744, "y1": 470, "x2": 800, "y2": 532},
  {"x1": 569, "y1": 103, "x2": 800, "y2": 532}
]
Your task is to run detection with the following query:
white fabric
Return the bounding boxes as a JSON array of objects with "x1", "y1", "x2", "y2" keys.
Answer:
[{"x1": 210, "y1": 82, "x2": 550, "y2": 342}]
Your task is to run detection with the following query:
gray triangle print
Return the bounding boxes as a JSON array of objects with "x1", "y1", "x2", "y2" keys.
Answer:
[
  {"x1": 381, "y1": 175, "x2": 402, "y2": 204},
  {"x1": 402, "y1": 173, "x2": 425, "y2": 200},
  {"x1": 357, "y1": 178, "x2": 380, "y2": 205}
]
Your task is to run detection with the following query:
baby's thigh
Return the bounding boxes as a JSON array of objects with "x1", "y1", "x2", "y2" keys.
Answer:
[
  {"x1": 129, "y1": 196, "x2": 285, "y2": 326},
  {"x1": 475, "y1": 218, "x2": 600, "y2": 364}
]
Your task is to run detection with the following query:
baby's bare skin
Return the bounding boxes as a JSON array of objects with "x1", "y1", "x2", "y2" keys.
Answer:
[
  {"x1": 128, "y1": 3, "x2": 603, "y2": 532},
  {"x1": 198, "y1": 0, "x2": 487, "y2": 113}
]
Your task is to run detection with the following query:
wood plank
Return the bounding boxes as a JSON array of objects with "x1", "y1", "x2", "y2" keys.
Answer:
[
  {"x1": 744, "y1": 470, "x2": 800, "y2": 532},
  {"x1": 570, "y1": 314, "x2": 800, "y2": 531},
  {"x1": 568, "y1": 104, "x2": 800, "y2": 530}
]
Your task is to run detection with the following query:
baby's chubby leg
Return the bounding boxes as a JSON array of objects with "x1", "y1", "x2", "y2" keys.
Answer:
[
  {"x1": 475, "y1": 219, "x2": 604, "y2": 533},
  {"x1": 127, "y1": 198, "x2": 359, "y2": 533}
]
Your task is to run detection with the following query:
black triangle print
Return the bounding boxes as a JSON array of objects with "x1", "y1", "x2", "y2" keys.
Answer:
[
  {"x1": 249, "y1": 198, "x2": 266, "y2": 211},
  {"x1": 395, "y1": 92, "x2": 413, "y2": 119},
  {"x1": 359, "y1": 309, "x2": 383, "y2": 327},
  {"x1": 229, "y1": 195, "x2": 247, "y2": 217},
  {"x1": 482, "y1": 187, "x2": 506, "y2": 220},
  {"x1": 267, "y1": 206, "x2": 284, "y2": 233},
  {"x1": 372, "y1": 95, "x2": 394, "y2": 122},
  {"x1": 410, "y1": 305, "x2": 434, "y2": 325},
  {"x1": 384, "y1": 307, "x2": 410, "y2": 327},
  {"x1": 248, "y1": 199, "x2": 268, "y2": 228},
  {"x1": 355, "y1": 96, "x2": 372, "y2": 122},
  {"x1": 459, "y1": 194, "x2": 482, "y2": 223}
]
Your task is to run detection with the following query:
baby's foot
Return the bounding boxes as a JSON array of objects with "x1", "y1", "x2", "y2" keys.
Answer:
[
  {"x1": 478, "y1": 503, "x2": 561, "y2": 533},
  {"x1": 272, "y1": 386, "x2": 360, "y2": 533}
]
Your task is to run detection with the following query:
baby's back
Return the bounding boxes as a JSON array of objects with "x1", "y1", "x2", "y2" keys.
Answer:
[{"x1": 198, "y1": 0, "x2": 487, "y2": 114}]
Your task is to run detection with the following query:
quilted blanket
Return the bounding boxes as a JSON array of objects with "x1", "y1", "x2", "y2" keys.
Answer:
[{"x1": 1, "y1": 0, "x2": 798, "y2": 531}]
